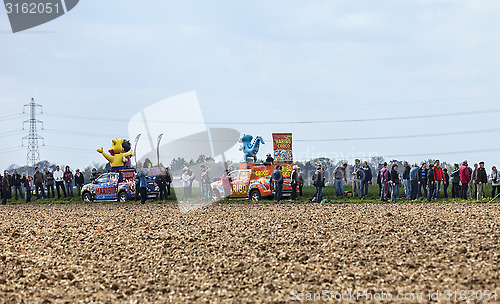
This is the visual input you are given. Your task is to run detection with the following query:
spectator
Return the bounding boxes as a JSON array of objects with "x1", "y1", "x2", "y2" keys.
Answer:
[
  {"x1": 2, "y1": 171, "x2": 9, "y2": 205},
  {"x1": 53, "y1": 166, "x2": 66, "y2": 198},
  {"x1": 221, "y1": 169, "x2": 232, "y2": 199},
  {"x1": 360, "y1": 161, "x2": 372, "y2": 199},
  {"x1": 402, "y1": 161, "x2": 411, "y2": 199},
  {"x1": 272, "y1": 165, "x2": 284, "y2": 202},
  {"x1": 155, "y1": 167, "x2": 168, "y2": 200},
  {"x1": 427, "y1": 164, "x2": 436, "y2": 202},
  {"x1": 433, "y1": 160, "x2": 444, "y2": 199},
  {"x1": 90, "y1": 168, "x2": 98, "y2": 183},
  {"x1": 33, "y1": 167, "x2": 45, "y2": 199},
  {"x1": 418, "y1": 163, "x2": 428, "y2": 199},
  {"x1": 200, "y1": 165, "x2": 211, "y2": 202},
  {"x1": 459, "y1": 161, "x2": 471, "y2": 199},
  {"x1": 380, "y1": 162, "x2": 390, "y2": 202},
  {"x1": 409, "y1": 163, "x2": 419, "y2": 200},
  {"x1": 21, "y1": 172, "x2": 32, "y2": 203},
  {"x1": 181, "y1": 168, "x2": 190, "y2": 202},
  {"x1": 137, "y1": 169, "x2": 147, "y2": 204},
  {"x1": 11, "y1": 170, "x2": 22, "y2": 200},
  {"x1": 490, "y1": 166, "x2": 500, "y2": 199},
  {"x1": 443, "y1": 168, "x2": 450, "y2": 199},
  {"x1": 74, "y1": 169, "x2": 85, "y2": 197},
  {"x1": 390, "y1": 164, "x2": 401, "y2": 202},
  {"x1": 450, "y1": 164, "x2": 461, "y2": 199},
  {"x1": 64, "y1": 166, "x2": 74, "y2": 198},
  {"x1": 312, "y1": 164, "x2": 324, "y2": 203},
  {"x1": 351, "y1": 159, "x2": 362, "y2": 198},
  {"x1": 474, "y1": 161, "x2": 488, "y2": 200},
  {"x1": 165, "y1": 167, "x2": 173, "y2": 197},
  {"x1": 187, "y1": 167, "x2": 195, "y2": 198},
  {"x1": 44, "y1": 168, "x2": 55, "y2": 198},
  {"x1": 333, "y1": 163, "x2": 348, "y2": 197},
  {"x1": 291, "y1": 166, "x2": 299, "y2": 200},
  {"x1": 471, "y1": 163, "x2": 479, "y2": 199},
  {"x1": 297, "y1": 168, "x2": 305, "y2": 196}
]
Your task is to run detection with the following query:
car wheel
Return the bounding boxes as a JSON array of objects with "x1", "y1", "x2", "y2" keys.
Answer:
[
  {"x1": 118, "y1": 191, "x2": 128, "y2": 202},
  {"x1": 82, "y1": 192, "x2": 93, "y2": 202},
  {"x1": 250, "y1": 189, "x2": 261, "y2": 201},
  {"x1": 212, "y1": 189, "x2": 221, "y2": 200}
]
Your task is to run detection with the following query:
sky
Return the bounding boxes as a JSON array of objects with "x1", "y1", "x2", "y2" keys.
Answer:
[{"x1": 1, "y1": 0, "x2": 500, "y2": 171}]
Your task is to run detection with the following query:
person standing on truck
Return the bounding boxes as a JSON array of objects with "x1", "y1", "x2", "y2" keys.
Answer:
[
  {"x1": 291, "y1": 166, "x2": 299, "y2": 200},
  {"x1": 137, "y1": 169, "x2": 148, "y2": 204},
  {"x1": 272, "y1": 165, "x2": 284, "y2": 202},
  {"x1": 264, "y1": 153, "x2": 274, "y2": 166}
]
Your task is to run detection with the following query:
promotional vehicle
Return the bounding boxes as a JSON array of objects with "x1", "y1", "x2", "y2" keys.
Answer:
[
  {"x1": 211, "y1": 162, "x2": 296, "y2": 201},
  {"x1": 81, "y1": 168, "x2": 159, "y2": 202}
]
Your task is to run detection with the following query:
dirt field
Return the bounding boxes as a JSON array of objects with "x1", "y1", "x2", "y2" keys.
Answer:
[{"x1": 0, "y1": 202, "x2": 499, "y2": 303}]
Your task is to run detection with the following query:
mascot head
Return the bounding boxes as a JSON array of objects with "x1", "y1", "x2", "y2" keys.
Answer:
[{"x1": 109, "y1": 138, "x2": 124, "y2": 155}]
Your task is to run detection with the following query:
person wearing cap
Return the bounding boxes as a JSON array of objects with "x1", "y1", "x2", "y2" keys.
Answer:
[
  {"x1": 474, "y1": 161, "x2": 488, "y2": 200},
  {"x1": 459, "y1": 161, "x2": 471, "y2": 199},
  {"x1": 312, "y1": 164, "x2": 324, "y2": 203}
]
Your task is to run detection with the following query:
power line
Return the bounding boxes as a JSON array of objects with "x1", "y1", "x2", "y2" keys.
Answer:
[{"x1": 43, "y1": 107, "x2": 500, "y2": 125}]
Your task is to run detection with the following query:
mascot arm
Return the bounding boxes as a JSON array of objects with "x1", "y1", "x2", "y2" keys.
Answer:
[
  {"x1": 122, "y1": 150, "x2": 134, "y2": 158},
  {"x1": 99, "y1": 151, "x2": 114, "y2": 163},
  {"x1": 97, "y1": 147, "x2": 103, "y2": 153}
]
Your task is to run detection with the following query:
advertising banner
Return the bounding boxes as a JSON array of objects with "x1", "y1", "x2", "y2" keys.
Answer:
[{"x1": 272, "y1": 133, "x2": 293, "y2": 163}]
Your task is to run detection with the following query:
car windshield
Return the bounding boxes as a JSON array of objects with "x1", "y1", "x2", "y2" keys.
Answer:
[{"x1": 95, "y1": 174, "x2": 108, "y2": 184}]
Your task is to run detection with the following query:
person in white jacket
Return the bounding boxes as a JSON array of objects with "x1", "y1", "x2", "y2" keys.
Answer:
[
  {"x1": 181, "y1": 169, "x2": 191, "y2": 202},
  {"x1": 490, "y1": 166, "x2": 500, "y2": 199}
]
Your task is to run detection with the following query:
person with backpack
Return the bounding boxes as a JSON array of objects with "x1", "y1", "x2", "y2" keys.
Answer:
[
  {"x1": 272, "y1": 165, "x2": 284, "y2": 202},
  {"x1": 490, "y1": 166, "x2": 500, "y2": 199},
  {"x1": 474, "y1": 161, "x2": 488, "y2": 200},
  {"x1": 418, "y1": 163, "x2": 428, "y2": 199},
  {"x1": 333, "y1": 163, "x2": 348, "y2": 198},
  {"x1": 390, "y1": 163, "x2": 401, "y2": 202},
  {"x1": 379, "y1": 162, "x2": 389, "y2": 202},
  {"x1": 359, "y1": 161, "x2": 372, "y2": 199},
  {"x1": 312, "y1": 164, "x2": 324, "y2": 203},
  {"x1": 450, "y1": 164, "x2": 461, "y2": 199},
  {"x1": 459, "y1": 161, "x2": 471, "y2": 199},
  {"x1": 427, "y1": 164, "x2": 436, "y2": 202}
]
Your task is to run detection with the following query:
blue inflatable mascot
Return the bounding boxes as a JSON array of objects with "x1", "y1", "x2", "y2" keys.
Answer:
[{"x1": 239, "y1": 134, "x2": 265, "y2": 163}]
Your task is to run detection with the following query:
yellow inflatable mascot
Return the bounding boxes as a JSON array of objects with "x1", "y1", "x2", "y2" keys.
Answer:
[{"x1": 97, "y1": 138, "x2": 134, "y2": 171}]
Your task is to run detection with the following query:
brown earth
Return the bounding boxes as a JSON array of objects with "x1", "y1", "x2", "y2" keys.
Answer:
[{"x1": 0, "y1": 203, "x2": 499, "y2": 303}]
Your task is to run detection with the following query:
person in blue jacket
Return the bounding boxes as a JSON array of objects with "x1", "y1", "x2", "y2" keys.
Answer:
[{"x1": 137, "y1": 169, "x2": 148, "y2": 204}]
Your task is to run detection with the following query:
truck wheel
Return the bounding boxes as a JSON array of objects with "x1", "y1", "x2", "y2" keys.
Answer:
[
  {"x1": 118, "y1": 191, "x2": 128, "y2": 202},
  {"x1": 212, "y1": 189, "x2": 221, "y2": 200},
  {"x1": 249, "y1": 189, "x2": 261, "y2": 201},
  {"x1": 82, "y1": 192, "x2": 93, "y2": 202}
]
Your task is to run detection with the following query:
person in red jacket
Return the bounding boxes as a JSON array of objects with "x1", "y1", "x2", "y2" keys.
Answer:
[
  {"x1": 221, "y1": 169, "x2": 232, "y2": 199},
  {"x1": 433, "y1": 160, "x2": 444, "y2": 199},
  {"x1": 459, "y1": 161, "x2": 471, "y2": 199}
]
